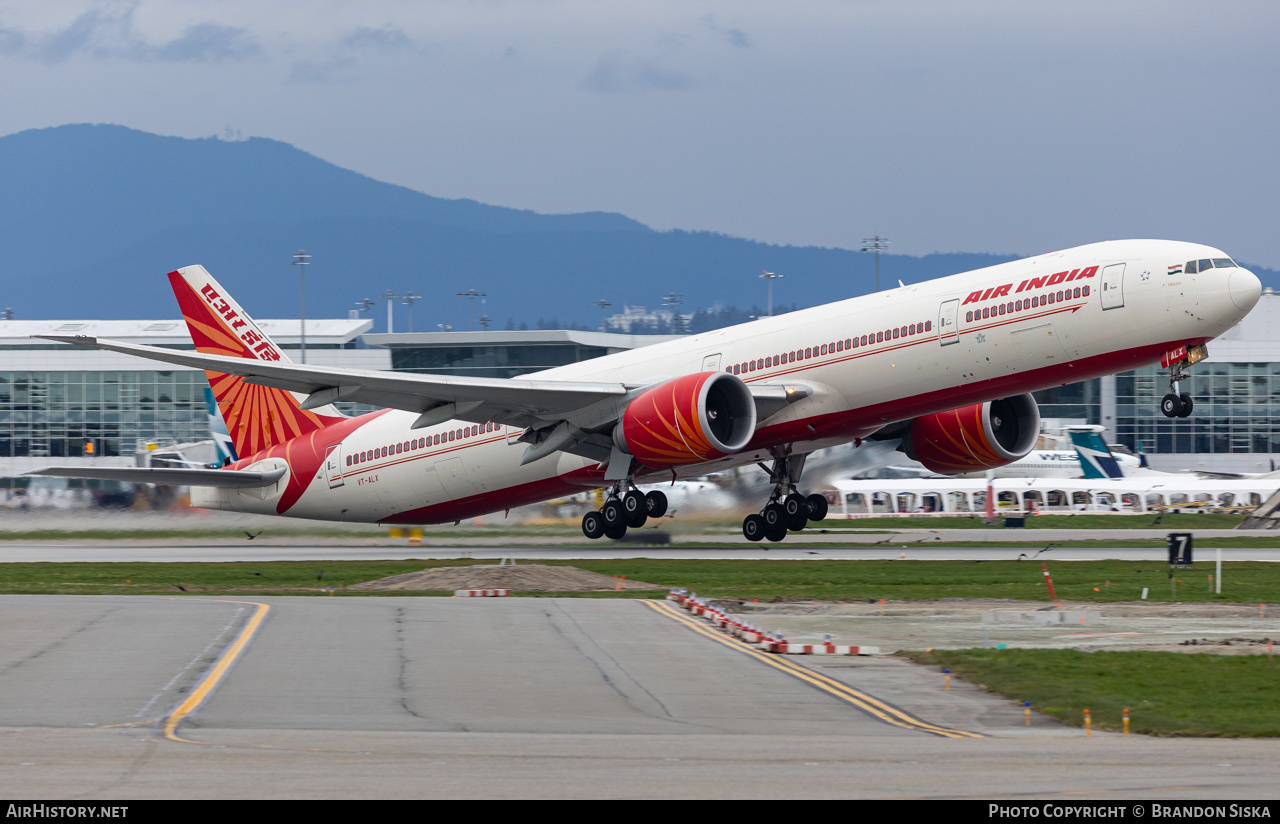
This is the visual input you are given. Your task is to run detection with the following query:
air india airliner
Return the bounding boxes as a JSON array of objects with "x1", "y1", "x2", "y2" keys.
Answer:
[{"x1": 31, "y1": 240, "x2": 1262, "y2": 542}]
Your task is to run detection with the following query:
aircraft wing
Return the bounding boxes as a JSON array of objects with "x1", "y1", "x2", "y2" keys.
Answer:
[
  {"x1": 37, "y1": 335, "x2": 808, "y2": 439},
  {"x1": 39, "y1": 335, "x2": 632, "y2": 431},
  {"x1": 26, "y1": 466, "x2": 287, "y2": 488}
]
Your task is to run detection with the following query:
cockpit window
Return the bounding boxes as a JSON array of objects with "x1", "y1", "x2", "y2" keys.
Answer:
[
  {"x1": 1198, "y1": 259, "x2": 1213, "y2": 272},
  {"x1": 1212, "y1": 258, "x2": 1237, "y2": 268},
  {"x1": 1184, "y1": 260, "x2": 1198, "y2": 274}
]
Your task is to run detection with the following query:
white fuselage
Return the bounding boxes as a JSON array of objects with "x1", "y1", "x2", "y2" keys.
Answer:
[{"x1": 191, "y1": 239, "x2": 1260, "y2": 524}]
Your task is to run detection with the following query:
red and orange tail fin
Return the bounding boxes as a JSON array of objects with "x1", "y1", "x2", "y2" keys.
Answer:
[{"x1": 168, "y1": 265, "x2": 344, "y2": 459}]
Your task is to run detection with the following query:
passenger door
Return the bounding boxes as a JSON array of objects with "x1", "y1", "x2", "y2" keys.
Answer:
[
  {"x1": 1101, "y1": 263, "x2": 1125, "y2": 310},
  {"x1": 324, "y1": 444, "x2": 344, "y2": 489},
  {"x1": 938, "y1": 299, "x2": 959, "y2": 345}
]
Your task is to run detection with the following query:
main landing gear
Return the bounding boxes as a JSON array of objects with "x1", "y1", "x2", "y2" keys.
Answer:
[
  {"x1": 742, "y1": 456, "x2": 827, "y2": 543},
  {"x1": 581, "y1": 482, "x2": 668, "y2": 540},
  {"x1": 1160, "y1": 361, "x2": 1194, "y2": 419}
]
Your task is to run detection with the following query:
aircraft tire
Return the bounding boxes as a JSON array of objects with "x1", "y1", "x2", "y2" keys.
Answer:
[
  {"x1": 645, "y1": 490, "x2": 668, "y2": 519},
  {"x1": 806, "y1": 493, "x2": 829, "y2": 521},
  {"x1": 581, "y1": 511, "x2": 605, "y2": 540},
  {"x1": 604, "y1": 523, "x2": 627, "y2": 540},
  {"x1": 763, "y1": 503, "x2": 786, "y2": 531},
  {"x1": 1161, "y1": 393, "x2": 1181, "y2": 417},
  {"x1": 1177, "y1": 393, "x2": 1194, "y2": 418},
  {"x1": 764, "y1": 522, "x2": 788, "y2": 542},
  {"x1": 623, "y1": 489, "x2": 646, "y2": 517},
  {"x1": 742, "y1": 514, "x2": 766, "y2": 542},
  {"x1": 602, "y1": 499, "x2": 626, "y2": 528},
  {"x1": 784, "y1": 494, "x2": 807, "y2": 531}
]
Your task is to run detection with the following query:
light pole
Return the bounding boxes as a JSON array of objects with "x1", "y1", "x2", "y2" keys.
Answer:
[
  {"x1": 861, "y1": 235, "x2": 890, "y2": 292},
  {"x1": 291, "y1": 250, "x2": 310, "y2": 363},
  {"x1": 381, "y1": 289, "x2": 404, "y2": 333},
  {"x1": 593, "y1": 299, "x2": 613, "y2": 332},
  {"x1": 401, "y1": 291, "x2": 421, "y2": 332},
  {"x1": 662, "y1": 292, "x2": 685, "y2": 334},
  {"x1": 759, "y1": 270, "x2": 783, "y2": 316},
  {"x1": 354, "y1": 297, "x2": 375, "y2": 317},
  {"x1": 456, "y1": 288, "x2": 487, "y2": 331}
]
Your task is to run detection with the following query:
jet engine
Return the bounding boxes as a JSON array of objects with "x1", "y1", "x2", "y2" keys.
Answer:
[
  {"x1": 613, "y1": 371, "x2": 756, "y2": 467},
  {"x1": 902, "y1": 393, "x2": 1040, "y2": 475}
]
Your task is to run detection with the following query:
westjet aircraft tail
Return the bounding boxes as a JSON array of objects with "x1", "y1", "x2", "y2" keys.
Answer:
[
  {"x1": 1069, "y1": 430, "x2": 1126, "y2": 479},
  {"x1": 168, "y1": 266, "x2": 345, "y2": 459},
  {"x1": 204, "y1": 386, "x2": 237, "y2": 465}
]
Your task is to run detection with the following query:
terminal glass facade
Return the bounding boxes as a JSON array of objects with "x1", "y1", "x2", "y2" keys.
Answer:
[
  {"x1": 1031, "y1": 381, "x2": 1100, "y2": 423},
  {"x1": 391, "y1": 343, "x2": 609, "y2": 378},
  {"x1": 0, "y1": 370, "x2": 208, "y2": 458}
]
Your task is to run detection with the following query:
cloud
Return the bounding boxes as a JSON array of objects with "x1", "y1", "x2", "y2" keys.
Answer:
[
  {"x1": 0, "y1": 9, "x2": 258, "y2": 64},
  {"x1": 152, "y1": 23, "x2": 260, "y2": 62},
  {"x1": 702, "y1": 14, "x2": 751, "y2": 49},
  {"x1": 341, "y1": 25, "x2": 417, "y2": 53},
  {"x1": 582, "y1": 53, "x2": 694, "y2": 94}
]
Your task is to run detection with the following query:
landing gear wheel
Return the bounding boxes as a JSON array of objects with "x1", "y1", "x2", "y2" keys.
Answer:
[
  {"x1": 1161, "y1": 393, "x2": 1181, "y2": 418},
  {"x1": 1177, "y1": 393, "x2": 1194, "y2": 418},
  {"x1": 645, "y1": 490, "x2": 668, "y2": 519},
  {"x1": 764, "y1": 521, "x2": 788, "y2": 542},
  {"x1": 602, "y1": 499, "x2": 625, "y2": 528},
  {"x1": 742, "y1": 514, "x2": 766, "y2": 542},
  {"x1": 622, "y1": 489, "x2": 647, "y2": 528},
  {"x1": 581, "y1": 511, "x2": 605, "y2": 540},
  {"x1": 784, "y1": 493, "x2": 808, "y2": 531},
  {"x1": 762, "y1": 503, "x2": 787, "y2": 532},
  {"x1": 806, "y1": 493, "x2": 829, "y2": 521},
  {"x1": 603, "y1": 523, "x2": 627, "y2": 540}
]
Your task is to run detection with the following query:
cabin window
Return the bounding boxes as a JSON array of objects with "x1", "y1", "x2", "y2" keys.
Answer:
[{"x1": 1082, "y1": 285, "x2": 1090, "y2": 296}]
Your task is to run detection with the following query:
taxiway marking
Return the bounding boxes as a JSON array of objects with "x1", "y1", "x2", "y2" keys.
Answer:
[{"x1": 642, "y1": 599, "x2": 982, "y2": 739}]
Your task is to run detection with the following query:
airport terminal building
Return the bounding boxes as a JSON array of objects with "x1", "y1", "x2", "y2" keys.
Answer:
[{"x1": 2, "y1": 291, "x2": 1278, "y2": 479}]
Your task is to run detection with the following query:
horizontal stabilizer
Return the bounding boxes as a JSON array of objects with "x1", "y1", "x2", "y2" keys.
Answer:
[{"x1": 26, "y1": 466, "x2": 287, "y2": 489}]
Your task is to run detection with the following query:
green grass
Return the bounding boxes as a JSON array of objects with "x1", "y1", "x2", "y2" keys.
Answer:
[
  {"x1": 904, "y1": 648, "x2": 1280, "y2": 737},
  {"x1": 0, "y1": 558, "x2": 1274, "y2": 602}
]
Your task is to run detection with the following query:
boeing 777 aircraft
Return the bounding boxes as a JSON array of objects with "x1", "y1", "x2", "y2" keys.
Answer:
[{"x1": 30, "y1": 240, "x2": 1262, "y2": 542}]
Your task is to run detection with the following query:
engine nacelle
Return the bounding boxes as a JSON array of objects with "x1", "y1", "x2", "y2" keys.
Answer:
[
  {"x1": 614, "y1": 371, "x2": 756, "y2": 468},
  {"x1": 903, "y1": 394, "x2": 1040, "y2": 475}
]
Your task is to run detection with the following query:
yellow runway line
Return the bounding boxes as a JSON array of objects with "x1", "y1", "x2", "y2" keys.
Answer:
[
  {"x1": 642, "y1": 599, "x2": 982, "y2": 739},
  {"x1": 163, "y1": 599, "x2": 271, "y2": 743}
]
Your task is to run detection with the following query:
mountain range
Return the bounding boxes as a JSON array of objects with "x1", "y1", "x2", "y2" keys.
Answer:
[{"x1": 1, "y1": 124, "x2": 1270, "y2": 331}]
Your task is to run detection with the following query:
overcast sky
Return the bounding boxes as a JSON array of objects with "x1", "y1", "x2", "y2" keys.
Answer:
[{"x1": 2, "y1": 1, "x2": 1277, "y2": 267}]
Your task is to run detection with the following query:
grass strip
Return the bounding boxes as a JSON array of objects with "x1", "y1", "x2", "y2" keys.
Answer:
[
  {"x1": 902, "y1": 648, "x2": 1280, "y2": 737},
  {"x1": 0, "y1": 558, "x2": 1275, "y2": 602}
]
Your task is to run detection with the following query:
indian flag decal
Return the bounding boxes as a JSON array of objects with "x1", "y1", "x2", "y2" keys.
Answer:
[{"x1": 1167, "y1": 264, "x2": 1183, "y2": 275}]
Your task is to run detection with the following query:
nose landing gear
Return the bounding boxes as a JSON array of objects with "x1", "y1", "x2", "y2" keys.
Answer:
[
  {"x1": 742, "y1": 456, "x2": 827, "y2": 542},
  {"x1": 1161, "y1": 361, "x2": 1194, "y2": 418}
]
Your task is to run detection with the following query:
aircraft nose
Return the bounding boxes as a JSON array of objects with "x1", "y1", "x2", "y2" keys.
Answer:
[{"x1": 1229, "y1": 267, "x2": 1263, "y2": 312}]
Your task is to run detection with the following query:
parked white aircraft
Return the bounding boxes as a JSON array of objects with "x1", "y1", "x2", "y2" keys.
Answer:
[{"x1": 30, "y1": 240, "x2": 1262, "y2": 542}]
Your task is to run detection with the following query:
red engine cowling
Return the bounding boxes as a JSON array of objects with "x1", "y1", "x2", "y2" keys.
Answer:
[
  {"x1": 903, "y1": 394, "x2": 1040, "y2": 475},
  {"x1": 614, "y1": 371, "x2": 756, "y2": 468}
]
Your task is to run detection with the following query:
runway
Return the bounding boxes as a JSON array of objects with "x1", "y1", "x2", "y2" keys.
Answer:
[
  {"x1": 1, "y1": 595, "x2": 1277, "y2": 798},
  {"x1": 1, "y1": 542, "x2": 1278, "y2": 563}
]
